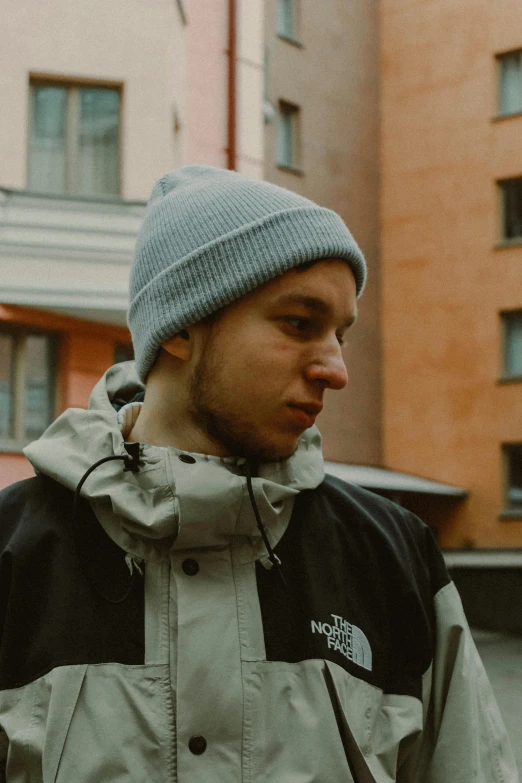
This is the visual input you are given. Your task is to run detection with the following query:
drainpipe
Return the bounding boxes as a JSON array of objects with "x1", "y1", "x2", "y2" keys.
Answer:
[{"x1": 227, "y1": 0, "x2": 237, "y2": 170}]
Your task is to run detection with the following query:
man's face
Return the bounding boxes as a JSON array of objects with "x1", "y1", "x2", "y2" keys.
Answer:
[{"x1": 188, "y1": 259, "x2": 358, "y2": 460}]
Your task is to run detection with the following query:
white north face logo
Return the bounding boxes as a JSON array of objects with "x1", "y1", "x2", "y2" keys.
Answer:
[{"x1": 311, "y1": 613, "x2": 372, "y2": 671}]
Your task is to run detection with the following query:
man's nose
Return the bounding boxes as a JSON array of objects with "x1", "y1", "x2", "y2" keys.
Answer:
[{"x1": 305, "y1": 341, "x2": 348, "y2": 390}]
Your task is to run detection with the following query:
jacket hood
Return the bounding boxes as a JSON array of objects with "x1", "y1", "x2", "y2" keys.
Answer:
[{"x1": 24, "y1": 362, "x2": 325, "y2": 562}]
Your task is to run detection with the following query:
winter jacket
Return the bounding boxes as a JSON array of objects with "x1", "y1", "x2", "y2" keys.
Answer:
[{"x1": 0, "y1": 362, "x2": 518, "y2": 782}]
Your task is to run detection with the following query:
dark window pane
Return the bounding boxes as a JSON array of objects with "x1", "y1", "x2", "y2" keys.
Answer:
[
  {"x1": 24, "y1": 335, "x2": 54, "y2": 442},
  {"x1": 501, "y1": 179, "x2": 522, "y2": 239},
  {"x1": 277, "y1": 103, "x2": 299, "y2": 167},
  {"x1": 277, "y1": 0, "x2": 295, "y2": 38},
  {"x1": 0, "y1": 334, "x2": 14, "y2": 439},
  {"x1": 499, "y1": 52, "x2": 522, "y2": 115},
  {"x1": 114, "y1": 344, "x2": 134, "y2": 364},
  {"x1": 507, "y1": 445, "x2": 522, "y2": 508},
  {"x1": 505, "y1": 312, "x2": 522, "y2": 376},
  {"x1": 29, "y1": 86, "x2": 67, "y2": 194},
  {"x1": 79, "y1": 88, "x2": 120, "y2": 196}
]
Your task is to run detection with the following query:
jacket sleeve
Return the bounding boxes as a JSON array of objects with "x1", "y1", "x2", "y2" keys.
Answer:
[
  {"x1": 0, "y1": 727, "x2": 6, "y2": 783},
  {"x1": 407, "y1": 578, "x2": 519, "y2": 782}
]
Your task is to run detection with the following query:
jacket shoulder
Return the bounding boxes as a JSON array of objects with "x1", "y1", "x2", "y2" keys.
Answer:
[
  {"x1": 313, "y1": 472, "x2": 422, "y2": 530},
  {"x1": 307, "y1": 473, "x2": 450, "y2": 595},
  {"x1": 0, "y1": 473, "x2": 66, "y2": 505},
  {"x1": 0, "y1": 474, "x2": 72, "y2": 553},
  {"x1": 318, "y1": 472, "x2": 408, "y2": 514}
]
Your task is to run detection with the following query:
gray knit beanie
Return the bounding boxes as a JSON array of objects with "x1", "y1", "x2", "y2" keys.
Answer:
[{"x1": 128, "y1": 165, "x2": 367, "y2": 381}]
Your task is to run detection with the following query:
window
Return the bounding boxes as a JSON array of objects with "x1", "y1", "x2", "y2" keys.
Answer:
[
  {"x1": 28, "y1": 79, "x2": 121, "y2": 197},
  {"x1": 502, "y1": 311, "x2": 522, "y2": 378},
  {"x1": 498, "y1": 51, "x2": 522, "y2": 116},
  {"x1": 503, "y1": 444, "x2": 522, "y2": 512},
  {"x1": 0, "y1": 329, "x2": 57, "y2": 448},
  {"x1": 277, "y1": 0, "x2": 299, "y2": 41},
  {"x1": 277, "y1": 101, "x2": 301, "y2": 169},
  {"x1": 114, "y1": 344, "x2": 134, "y2": 364},
  {"x1": 499, "y1": 178, "x2": 522, "y2": 240}
]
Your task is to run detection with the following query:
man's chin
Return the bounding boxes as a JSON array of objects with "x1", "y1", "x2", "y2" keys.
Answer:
[
  {"x1": 222, "y1": 437, "x2": 299, "y2": 463},
  {"x1": 249, "y1": 439, "x2": 300, "y2": 463},
  {"x1": 191, "y1": 404, "x2": 301, "y2": 461}
]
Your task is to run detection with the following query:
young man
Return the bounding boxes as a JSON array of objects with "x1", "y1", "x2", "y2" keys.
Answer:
[{"x1": 0, "y1": 166, "x2": 517, "y2": 782}]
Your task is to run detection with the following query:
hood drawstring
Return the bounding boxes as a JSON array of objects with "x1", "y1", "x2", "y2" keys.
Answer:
[
  {"x1": 73, "y1": 442, "x2": 142, "y2": 604},
  {"x1": 72, "y1": 444, "x2": 286, "y2": 600},
  {"x1": 245, "y1": 461, "x2": 287, "y2": 588},
  {"x1": 72, "y1": 441, "x2": 141, "y2": 518}
]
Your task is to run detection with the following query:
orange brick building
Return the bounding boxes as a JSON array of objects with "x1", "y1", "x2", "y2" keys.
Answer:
[{"x1": 381, "y1": 0, "x2": 522, "y2": 552}]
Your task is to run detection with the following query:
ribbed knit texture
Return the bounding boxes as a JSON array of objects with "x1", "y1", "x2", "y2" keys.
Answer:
[{"x1": 128, "y1": 165, "x2": 367, "y2": 381}]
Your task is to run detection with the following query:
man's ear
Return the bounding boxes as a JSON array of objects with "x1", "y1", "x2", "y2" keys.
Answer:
[{"x1": 161, "y1": 330, "x2": 192, "y2": 361}]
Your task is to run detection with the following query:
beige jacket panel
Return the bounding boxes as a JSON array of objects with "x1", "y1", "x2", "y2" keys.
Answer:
[{"x1": 403, "y1": 581, "x2": 519, "y2": 783}]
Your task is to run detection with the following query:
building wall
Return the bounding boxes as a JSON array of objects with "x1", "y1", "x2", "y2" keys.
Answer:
[
  {"x1": 0, "y1": 0, "x2": 186, "y2": 200},
  {"x1": 0, "y1": 306, "x2": 132, "y2": 490},
  {"x1": 185, "y1": 0, "x2": 265, "y2": 178},
  {"x1": 185, "y1": 0, "x2": 229, "y2": 168},
  {"x1": 381, "y1": 0, "x2": 522, "y2": 546},
  {"x1": 1, "y1": 0, "x2": 385, "y2": 487},
  {"x1": 1, "y1": 0, "x2": 270, "y2": 489},
  {"x1": 264, "y1": 0, "x2": 382, "y2": 466},
  {"x1": 0, "y1": 0, "x2": 265, "y2": 194}
]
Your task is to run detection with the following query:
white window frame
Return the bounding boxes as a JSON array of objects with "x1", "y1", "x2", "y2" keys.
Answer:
[
  {"x1": 28, "y1": 75, "x2": 123, "y2": 197},
  {"x1": 0, "y1": 327, "x2": 57, "y2": 452}
]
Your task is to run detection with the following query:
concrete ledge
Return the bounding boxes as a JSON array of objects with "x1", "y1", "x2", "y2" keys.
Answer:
[
  {"x1": 0, "y1": 187, "x2": 146, "y2": 325},
  {"x1": 444, "y1": 549, "x2": 522, "y2": 568}
]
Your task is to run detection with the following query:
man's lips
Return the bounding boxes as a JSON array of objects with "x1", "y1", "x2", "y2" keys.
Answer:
[
  {"x1": 290, "y1": 402, "x2": 323, "y2": 415},
  {"x1": 287, "y1": 402, "x2": 323, "y2": 428}
]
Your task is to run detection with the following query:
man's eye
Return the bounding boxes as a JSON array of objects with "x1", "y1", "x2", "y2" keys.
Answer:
[{"x1": 285, "y1": 317, "x2": 311, "y2": 331}]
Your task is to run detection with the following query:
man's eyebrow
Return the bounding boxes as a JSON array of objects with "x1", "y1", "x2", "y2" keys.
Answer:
[{"x1": 272, "y1": 293, "x2": 357, "y2": 328}]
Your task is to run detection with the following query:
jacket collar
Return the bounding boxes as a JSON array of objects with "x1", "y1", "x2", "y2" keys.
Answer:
[{"x1": 24, "y1": 361, "x2": 325, "y2": 561}]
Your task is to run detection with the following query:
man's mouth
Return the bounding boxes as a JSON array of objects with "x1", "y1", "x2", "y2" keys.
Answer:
[
  {"x1": 287, "y1": 402, "x2": 323, "y2": 428},
  {"x1": 290, "y1": 402, "x2": 323, "y2": 415}
]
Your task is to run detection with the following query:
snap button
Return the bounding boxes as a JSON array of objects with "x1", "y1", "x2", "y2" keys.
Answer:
[
  {"x1": 182, "y1": 558, "x2": 199, "y2": 576},
  {"x1": 188, "y1": 735, "x2": 207, "y2": 755},
  {"x1": 179, "y1": 454, "x2": 196, "y2": 464}
]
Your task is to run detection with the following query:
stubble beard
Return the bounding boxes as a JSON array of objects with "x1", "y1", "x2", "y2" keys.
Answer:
[{"x1": 188, "y1": 341, "x2": 297, "y2": 462}]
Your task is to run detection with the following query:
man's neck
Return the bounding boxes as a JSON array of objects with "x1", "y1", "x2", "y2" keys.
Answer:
[{"x1": 127, "y1": 402, "x2": 227, "y2": 456}]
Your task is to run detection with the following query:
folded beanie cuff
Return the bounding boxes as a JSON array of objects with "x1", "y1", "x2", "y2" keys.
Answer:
[{"x1": 129, "y1": 205, "x2": 366, "y2": 381}]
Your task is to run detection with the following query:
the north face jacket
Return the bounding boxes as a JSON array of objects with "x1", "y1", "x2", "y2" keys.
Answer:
[{"x1": 0, "y1": 362, "x2": 518, "y2": 782}]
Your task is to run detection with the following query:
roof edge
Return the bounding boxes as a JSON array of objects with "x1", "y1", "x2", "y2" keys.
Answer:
[{"x1": 324, "y1": 461, "x2": 467, "y2": 497}]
